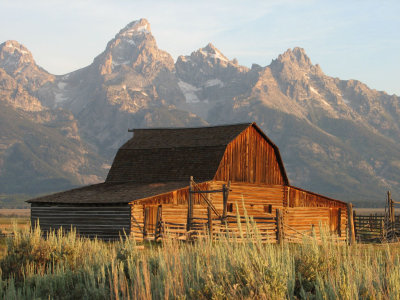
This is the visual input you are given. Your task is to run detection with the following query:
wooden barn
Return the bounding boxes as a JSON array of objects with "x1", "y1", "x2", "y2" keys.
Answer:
[{"x1": 28, "y1": 123, "x2": 352, "y2": 243}]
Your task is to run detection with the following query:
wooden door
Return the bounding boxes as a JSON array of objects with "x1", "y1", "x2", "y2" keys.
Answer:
[
  {"x1": 144, "y1": 206, "x2": 158, "y2": 237},
  {"x1": 329, "y1": 208, "x2": 341, "y2": 235}
]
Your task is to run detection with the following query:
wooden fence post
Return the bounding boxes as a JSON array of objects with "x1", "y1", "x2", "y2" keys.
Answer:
[
  {"x1": 347, "y1": 203, "x2": 356, "y2": 245},
  {"x1": 143, "y1": 207, "x2": 149, "y2": 239},
  {"x1": 207, "y1": 206, "x2": 213, "y2": 237},
  {"x1": 276, "y1": 209, "x2": 283, "y2": 244},
  {"x1": 353, "y1": 210, "x2": 357, "y2": 240},
  {"x1": 155, "y1": 205, "x2": 162, "y2": 241},
  {"x1": 222, "y1": 184, "x2": 228, "y2": 220},
  {"x1": 187, "y1": 176, "x2": 193, "y2": 232}
]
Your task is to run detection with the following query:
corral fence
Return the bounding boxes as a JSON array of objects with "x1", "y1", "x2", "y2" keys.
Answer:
[
  {"x1": 354, "y1": 215, "x2": 400, "y2": 243},
  {"x1": 354, "y1": 191, "x2": 400, "y2": 243}
]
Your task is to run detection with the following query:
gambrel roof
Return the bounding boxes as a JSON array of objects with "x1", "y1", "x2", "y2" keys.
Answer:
[
  {"x1": 28, "y1": 123, "x2": 288, "y2": 204},
  {"x1": 106, "y1": 123, "x2": 288, "y2": 184}
]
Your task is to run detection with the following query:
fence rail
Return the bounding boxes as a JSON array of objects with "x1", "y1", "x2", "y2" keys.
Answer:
[{"x1": 354, "y1": 215, "x2": 400, "y2": 243}]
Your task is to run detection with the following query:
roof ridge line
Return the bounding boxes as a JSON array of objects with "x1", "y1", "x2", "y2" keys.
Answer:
[
  {"x1": 128, "y1": 122, "x2": 252, "y2": 131},
  {"x1": 120, "y1": 144, "x2": 229, "y2": 150}
]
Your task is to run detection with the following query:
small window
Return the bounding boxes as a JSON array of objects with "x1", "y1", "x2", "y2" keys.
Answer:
[
  {"x1": 227, "y1": 203, "x2": 233, "y2": 213},
  {"x1": 264, "y1": 205, "x2": 272, "y2": 214}
]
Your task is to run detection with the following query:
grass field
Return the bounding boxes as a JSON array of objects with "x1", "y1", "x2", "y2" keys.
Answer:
[
  {"x1": 0, "y1": 208, "x2": 30, "y2": 217},
  {"x1": 0, "y1": 217, "x2": 29, "y2": 234},
  {"x1": 0, "y1": 224, "x2": 399, "y2": 299}
]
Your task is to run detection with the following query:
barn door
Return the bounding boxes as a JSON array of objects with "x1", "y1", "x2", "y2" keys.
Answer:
[
  {"x1": 329, "y1": 208, "x2": 341, "y2": 236},
  {"x1": 144, "y1": 206, "x2": 158, "y2": 238}
]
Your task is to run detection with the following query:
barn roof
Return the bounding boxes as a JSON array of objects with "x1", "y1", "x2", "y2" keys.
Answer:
[
  {"x1": 106, "y1": 123, "x2": 255, "y2": 183},
  {"x1": 27, "y1": 181, "x2": 189, "y2": 204},
  {"x1": 28, "y1": 122, "x2": 289, "y2": 204}
]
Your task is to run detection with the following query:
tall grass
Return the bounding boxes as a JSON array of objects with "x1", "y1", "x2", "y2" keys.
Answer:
[{"x1": 1, "y1": 223, "x2": 400, "y2": 299}]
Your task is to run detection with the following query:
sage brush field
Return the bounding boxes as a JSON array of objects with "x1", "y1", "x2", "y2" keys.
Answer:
[{"x1": 1, "y1": 225, "x2": 400, "y2": 299}]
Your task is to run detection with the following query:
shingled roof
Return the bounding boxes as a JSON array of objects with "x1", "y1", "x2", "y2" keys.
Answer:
[
  {"x1": 28, "y1": 181, "x2": 189, "y2": 204},
  {"x1": 28, "y1": 122, "x2": 288, "y2": 204},
  {"x1": 105, "y1": 123, "x2": 252, "y2": 183}
]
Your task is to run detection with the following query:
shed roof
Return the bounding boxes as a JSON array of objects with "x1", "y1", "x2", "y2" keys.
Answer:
[{"x1": 27, "y1": 181, "x2": 189, "y2": 204}]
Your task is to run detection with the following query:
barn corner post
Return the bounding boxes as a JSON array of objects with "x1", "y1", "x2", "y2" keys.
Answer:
[
  {"x1": 276, "y1": 209, "x2": 284, "y2": 244},
  {"x1": 337, "y1": 208, "x2": 342, "y2": 237},
  {"x1": 207, "y1": 206, "x2": 213, "y2": 237},
  {"x1": 187, "y1": 176, "x2": 194, "y2": 233},
  {"x1": 221, "y1": 181, "x2": 231, "y2": 226},
  {"x1": 144, "y1": 207, "x2": 149, "y2": 239},
  {"x1": 154, "y1": 205, "x2": 162, "y2": 241},
  {"x1": 347, "y1": 203, "x2": 356, "y2": 245}
]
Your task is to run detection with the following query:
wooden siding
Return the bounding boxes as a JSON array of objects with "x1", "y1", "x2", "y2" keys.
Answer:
[
  {"x1": 130, "y1": 182, "x2": 210, "y2": 241},
  {"x1": 284, "y1": 207, "x2": 347, "y2": 243},
  {"x1": 214, "y1": 126, "x2": 285, "y2": 184},
  {"x1": 31, "y1": 203, "x2": 131, "y2": 240},
  {"x1": 130, "y1": 181, "x2": 285, "y2": 241},
  {"x1": 209, "y1": 181, "x2": 285, "y2": 215},
  {"x1": 206, "y1": 181, "x2": 283, "y2": 242},
  {"x1": 128, "y1": 181, "x2": 348, "y2": 243},
  {"x1": 287, "y1": 186, "x2": 347, "y2": 209}
]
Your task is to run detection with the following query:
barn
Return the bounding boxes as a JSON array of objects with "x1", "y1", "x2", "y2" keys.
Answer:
[{"x1": 28, "y1": 123, "x2": 351, "y2": 243}]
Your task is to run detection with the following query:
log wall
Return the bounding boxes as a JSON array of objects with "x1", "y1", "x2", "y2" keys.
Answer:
[
  {"x1": 214, "y1": 126, "x2": 285, "y2": 185},
  {"x1": 31, "y1": 203, "x2": 131, "y2": 240},
  {"x1": 287, "y1": 186, "x2": 347, "y2": 208},
  {"x1": 129, "y1": 181, "x2": 285, "y2": 241},
  {"x1": 130, "y1": 182, "x2": 210, "y2": 241},
  {"x1": 129, "y1": 181, "x2": 348, "y2": 243},
  {"x1": 283, "y1": 207, "x2": 347, "y2": 242}
]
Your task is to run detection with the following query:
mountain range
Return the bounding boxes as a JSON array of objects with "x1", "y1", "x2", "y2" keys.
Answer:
[{"x1": 1, "y1": 18, "x2": 399, "y2": 207}]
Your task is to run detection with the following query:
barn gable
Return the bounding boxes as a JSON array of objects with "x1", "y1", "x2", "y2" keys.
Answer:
[{"x1": 214, "y1": 124, "x2": 288, "y2": 185}]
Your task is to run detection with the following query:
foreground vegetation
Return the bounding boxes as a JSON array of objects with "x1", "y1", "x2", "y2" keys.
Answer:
[{"x1": 0, "y1": 225, "x2": 399, "y2": 299}]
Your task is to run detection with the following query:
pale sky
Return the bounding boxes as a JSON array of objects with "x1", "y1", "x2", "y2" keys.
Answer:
[{"x1": 0, "y1": 0, "x2": 399, "y2": 95}]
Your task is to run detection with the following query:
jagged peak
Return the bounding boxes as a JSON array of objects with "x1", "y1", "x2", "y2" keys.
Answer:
[
  {"x1": 198, "y1": 43, "x2": 228, "y2": 62},
  {"x1": 0, "y1": 40, "x2": 37, "y2": 74},
  {"x1": 0, "y1": 40, "x2": 33, "y2": 59},
  {"x1": 116, "y1": 18, "x2": 151, "y2": 39},
  {"x1": 275, "y1": 47, "x2": 312, "y2": 68}
]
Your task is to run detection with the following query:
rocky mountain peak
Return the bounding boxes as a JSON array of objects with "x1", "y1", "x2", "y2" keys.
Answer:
[
  {"x1": 269, "y1": 47, "x2": 323, "y2": 85},
  {"x1": 198, "y1": 43, "x2": 229, "y2": 62},
  {"x1": 0, "y1": 40, "x2": 35, "y2": 74},
  {"x1": 116, "y1": 18, "x2": 151, "y2": 39},
  {"x1": 95, "y1": 19, "x2": 173, "y2": 75},
  {"x1": 275, "y1": 47, "x2": 312, "y2": 69}
]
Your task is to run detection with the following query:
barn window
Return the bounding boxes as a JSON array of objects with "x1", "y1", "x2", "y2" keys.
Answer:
[
  {"x1": 264, "y1": 204, "x2": 272, "y2": 214},
  {"x1": 227, "y1": 203, "x2": 233, "y2": 213}
]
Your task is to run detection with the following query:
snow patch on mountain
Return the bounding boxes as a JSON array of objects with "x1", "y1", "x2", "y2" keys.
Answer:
[
  {"x1": 178, "y1": 80, "x2": 200, "y2": 103},
  {"x1": 57, "y1": 82, "x2": 67, "y2": 90},
  {"x1": 204, "y1": 78, "x2": 224, "y2": 87},
  {"x1": 310, "y1": 86, "x2": 320, "y2": 96},
  {"x1": 343, "y1": 98, "x2": 350, "y2": 104},
  {"x1": 54, "y1": 91, "x2": 68, "y2": 103}
]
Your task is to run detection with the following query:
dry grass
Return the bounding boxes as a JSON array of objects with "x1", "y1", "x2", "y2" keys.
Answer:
[
  {"x1": 0, "y1": 209, "x2": 30, "y2": 217},
  {"x1": 0, "y1": 217, "x2": 29, "y2": 234},
  {"x1": 0, "y1": 224, "x2": 399, "y2": 299}
]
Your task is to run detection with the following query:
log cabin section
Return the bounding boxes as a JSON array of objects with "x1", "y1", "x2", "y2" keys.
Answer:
[{"x1": 27, "y1": 122, "x2": 348, "y2": 242}]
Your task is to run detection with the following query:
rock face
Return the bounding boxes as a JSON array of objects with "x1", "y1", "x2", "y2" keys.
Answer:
[
  {"x1": 37, "y1": 19, "x2": 205, "y2": 157},
  {"x1": 0, "y1": 41, "x2": 107, "y2": 194},
  {"x1": 1, "y1": 19, "x2": 400, "y2": 205}
]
